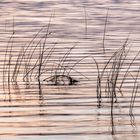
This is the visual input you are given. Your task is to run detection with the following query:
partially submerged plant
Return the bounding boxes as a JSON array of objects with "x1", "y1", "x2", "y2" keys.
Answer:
[
  {"x1": 94, "y1": 8, "x2": 140, "y2": 134},
  {"x1": 3, "y1": 17, "x2": 15, "y2": 101}
]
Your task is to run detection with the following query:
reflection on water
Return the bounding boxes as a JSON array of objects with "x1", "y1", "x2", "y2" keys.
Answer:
[
  {"x1": 0, "y1": 0, "x2": 140, "y2": 140},
  {"x1": 112, "y1": 0, "x2": 120, "y2": 3}
]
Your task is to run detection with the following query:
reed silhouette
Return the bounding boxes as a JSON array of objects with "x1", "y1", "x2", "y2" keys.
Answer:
[{"x1": 2, "y1": 12, "x2": 140, "y2": 136}]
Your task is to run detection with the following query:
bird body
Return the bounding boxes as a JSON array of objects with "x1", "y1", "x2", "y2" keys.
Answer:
[{"x1": 43, "y1": 75, "x2": 79, "y2": 85}]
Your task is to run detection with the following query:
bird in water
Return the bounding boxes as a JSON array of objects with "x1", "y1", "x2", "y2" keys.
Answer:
[{"x1": 43, "y1": 75, "x2": 79, "y2": 85}]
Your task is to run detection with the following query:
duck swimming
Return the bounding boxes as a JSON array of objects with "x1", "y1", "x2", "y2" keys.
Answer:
[{"x1": 43, "y1": 75, "x2": 79, "y2": 85}]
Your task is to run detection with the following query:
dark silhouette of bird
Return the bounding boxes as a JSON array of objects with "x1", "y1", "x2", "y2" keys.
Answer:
[{"x1": 43, "y1": 75, "x2": 79, "y2": 85}]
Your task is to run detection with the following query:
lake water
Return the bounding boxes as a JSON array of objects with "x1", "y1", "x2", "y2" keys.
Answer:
[{"x1": 0, "y1": 0, "x2": 140, "y2": 140}]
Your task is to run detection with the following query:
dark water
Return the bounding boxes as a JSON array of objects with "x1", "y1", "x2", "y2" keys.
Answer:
[{"x1": 0, "y1": 0, "x2": 140, "y2": 140}]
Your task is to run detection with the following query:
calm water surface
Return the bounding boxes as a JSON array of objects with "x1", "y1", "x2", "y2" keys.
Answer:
[{"x1": 0, "y1": 0, "x2": 140, "y2": 140}]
